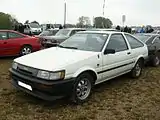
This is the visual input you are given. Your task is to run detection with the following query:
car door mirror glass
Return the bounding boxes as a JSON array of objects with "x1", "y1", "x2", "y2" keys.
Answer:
[{"x1": 104, "y1": 49, "x2": 115, "y2": 55}]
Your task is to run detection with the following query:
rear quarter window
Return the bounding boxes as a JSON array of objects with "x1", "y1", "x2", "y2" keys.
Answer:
[{"x1": 125, "y1": 34, "x2": 144, "y2": 49}]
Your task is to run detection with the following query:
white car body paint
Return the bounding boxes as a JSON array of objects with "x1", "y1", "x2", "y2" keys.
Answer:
[{"x1": 13, "y1": 31, "x2": 148, "y2": 85}]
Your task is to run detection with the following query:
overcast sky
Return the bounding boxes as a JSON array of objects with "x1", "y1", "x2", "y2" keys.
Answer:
[{"x1": 0, "y1": 0, "x2": 160, "y2": 26}]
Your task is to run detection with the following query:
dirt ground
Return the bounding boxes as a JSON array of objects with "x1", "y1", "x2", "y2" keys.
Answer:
[{"x1": 0, "y1": 57, "x2": 160, "y2": 120}]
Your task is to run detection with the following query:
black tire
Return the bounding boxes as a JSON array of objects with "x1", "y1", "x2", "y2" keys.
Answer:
[
  {"x1": 20, "y1": 45, "x2": 32, "y2": 56},
  {"x1": 71, "y1": 73, "x2": 94, "y2": 104},
  {"x1": 151, "y1": 55, "x2": 160, "y2": 67},
  {"x1": 130, "y1": 59, "x2": 143, "y2": 78}
]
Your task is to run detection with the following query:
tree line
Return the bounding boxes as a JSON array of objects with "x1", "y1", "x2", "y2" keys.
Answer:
[{"x1": 0, "y1": 12, "x2": 113, "y2": 30}]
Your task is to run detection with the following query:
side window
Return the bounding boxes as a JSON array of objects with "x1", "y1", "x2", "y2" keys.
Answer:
[
  {"x1": 125, "y1": 34, "x2": 144, "y2": 49},
  {"x1": 70, "y1": 30, "x2": 76, "y2": 36},
  {"x1": 107, "y1": 34, "x2": 128, "y2": 52},
  {"x1": 153, "y1": 37, "x2": 160, "y2": 43},
  {"x1": 8, "y1": 32, "x2": 24, "y2": 39},
  {"x1": 0, "y1": 32, "x2": 8, "y2": 40}
]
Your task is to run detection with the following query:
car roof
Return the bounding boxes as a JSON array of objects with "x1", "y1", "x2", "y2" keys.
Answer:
[
  {"x1": 87, "y1": 28, "x2": 117, "y2": 31},
  {"x1": 62, "y1": 28, "x2": 86, "y2": 30},
  {"x1": 77, "y1": 30, "x2": 123, "y2": 34},
  {"x1": 46, "y1": 29, "x2": 59, "y2": 31}
]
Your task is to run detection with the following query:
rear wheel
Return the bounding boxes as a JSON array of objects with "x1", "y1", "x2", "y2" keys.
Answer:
[
  {"x1": 151, "y1": 55, "x2": 160, "y2": 67},
  {"x1": 71, "y1": 73, "x2": 93, "y2": 104},
  {"x1": 130, "y1": 59, "x2": 143, "y2": 78},
  {"x1": 20, "y1": 45, "x2": 32, "y2": 56}
]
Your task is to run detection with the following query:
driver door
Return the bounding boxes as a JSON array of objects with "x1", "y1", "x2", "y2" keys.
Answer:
[{"x1": 99, "y1": 33, "x2": 133, "y2": 82}]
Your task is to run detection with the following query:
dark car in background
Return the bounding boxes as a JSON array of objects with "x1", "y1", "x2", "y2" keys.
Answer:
[
  {"x1": 152, "y1": 30, "x2": 160, "y2": 34},
  {"x1": 37, "y1": 29, "x2": 59, "y2": 47},
  {"x1": 42, "y1": 28, "x2": 86, "y2": 48},
  {"x1": 134, "y1": 33, "x2": 160, "y2": 66},
  {"x1": 39, "y1": 29, "x2": 59, "y2": 37}
]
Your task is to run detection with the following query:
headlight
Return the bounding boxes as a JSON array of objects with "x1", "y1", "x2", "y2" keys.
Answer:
[
  {"x1": 37, "y1": 70, "x2": 50, "y2": 79},
  {"x1": 12, "y1": 62, "x2": 18, "y2": 70},
  {"x1": 49, "y1": 71, "x2": 65, "y2": 80},
  {"x1": 37, "y1": 70, "x2": 65, "y2": 80}
]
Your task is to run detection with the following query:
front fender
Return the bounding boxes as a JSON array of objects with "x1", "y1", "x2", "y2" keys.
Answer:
[{"x1": 73, "y1": 66, "x2": 97, "y2": 78}]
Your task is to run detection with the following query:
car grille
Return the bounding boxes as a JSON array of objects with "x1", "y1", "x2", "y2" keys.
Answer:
[{"x1": 17, "y1": 64, "x2": 38, "y2": 77}]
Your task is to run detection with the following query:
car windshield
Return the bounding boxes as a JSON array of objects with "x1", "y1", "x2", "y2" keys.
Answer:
[
  {"x1": 30, "y1": 23, "x2": 40, "y2": 28},
  {"x1": 59, "y1": 33, "x2": 108, "y2": 52},
  {"x1": 134, "y1": 34, "x2": 151, "y2": 42},
  {"x1": 55, "y1": 29, "x2": 70, "y2": 36}
]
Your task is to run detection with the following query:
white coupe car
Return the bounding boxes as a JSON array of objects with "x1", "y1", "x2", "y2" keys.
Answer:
[{"x1": 10, "y1": 31, "x2": 148, "y2": 104}]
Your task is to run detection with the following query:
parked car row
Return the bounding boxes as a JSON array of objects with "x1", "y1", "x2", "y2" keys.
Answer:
[
  {"x1": 9, "y1": 30, "x2": 149, "y2": 104},
  {"x1": 40, "y1": 28, "x2": 86, "y2": 48},
  {"x1": 39, "y1": 28, "x2": 119, "y2": 48},
  {"x1": 1, "y1": 28, "x2": 160, "y2": 104}
]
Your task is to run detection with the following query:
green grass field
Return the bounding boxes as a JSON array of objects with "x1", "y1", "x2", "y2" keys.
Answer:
[{"x1": 0, "y1": 58, "x2": 160, "y2": 120}]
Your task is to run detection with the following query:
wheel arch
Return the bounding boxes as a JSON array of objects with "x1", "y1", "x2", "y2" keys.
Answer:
[
  {"x1": 135, "y1": 55, "x2": 145, "y2": 66},
  {"x1": 73, "y1": 67, "x2": 98, "y2": 84},
  {"x1": 20, "y1": 44, "x2": 32, "y2": 49}
]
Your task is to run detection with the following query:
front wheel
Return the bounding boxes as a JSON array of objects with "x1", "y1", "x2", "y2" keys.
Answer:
[
  {"x1": 130, "y1": 59, "x2": 143, "y2": 78},
  {"x1": 71, "y1": 73, "x2": 93, "y2": 104},
  {"x1": 20, "y1": 45, "x2": 32, "y2": 56}
]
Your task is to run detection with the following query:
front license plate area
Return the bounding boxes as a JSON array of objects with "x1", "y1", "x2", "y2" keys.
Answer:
[{"x1": 18, "y1": 81, "x2": 32, "y2": 91}]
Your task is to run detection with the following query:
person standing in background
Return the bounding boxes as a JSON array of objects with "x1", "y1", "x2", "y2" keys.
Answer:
[
  {"x1": 140, "y1": 26, "x2": 145, "y2": 33},
  {"x1": 116, "y1": 25, "x2": 121, "y2": 31},
  {"x1": 124, "y1": 26, "x2": 128, "y2": 32},
  {"x1": 59, "y1": 25, "x2": 63, "y2": 29}
]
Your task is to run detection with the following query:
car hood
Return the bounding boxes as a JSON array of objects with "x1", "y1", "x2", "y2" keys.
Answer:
[{"x1": 14, "y1": 47, "x2": 99, "y2": 71}]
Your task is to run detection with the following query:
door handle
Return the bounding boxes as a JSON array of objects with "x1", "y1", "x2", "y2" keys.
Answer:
[{"x1": 127, "y1": 52, "x2": 131, "y2": 55}]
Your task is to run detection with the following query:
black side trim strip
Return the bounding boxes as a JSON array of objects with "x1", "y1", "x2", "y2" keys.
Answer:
[{"x1": 97, "y1": 61, "x2": 135, "y2": 74}]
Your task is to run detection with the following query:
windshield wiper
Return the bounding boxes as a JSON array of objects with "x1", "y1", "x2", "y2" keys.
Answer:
[{"x1": 57, "y1": 44, "x2": 78, "y2": 49}]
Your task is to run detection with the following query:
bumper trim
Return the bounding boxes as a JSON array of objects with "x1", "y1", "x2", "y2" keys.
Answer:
[
  {"x1": 9, "y1": 68, "x2": 75, "y2": 101},
  {"x1": 11, "y1": 80, "x2": 64, "y2": 101}
]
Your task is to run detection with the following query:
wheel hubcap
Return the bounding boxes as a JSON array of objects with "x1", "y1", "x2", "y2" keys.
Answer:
[
  {"x1": 135, "y1": 63, "x2": 141, "y2": 76},
  {"x1": 76, "y1": 78, "x2": 91, "y2": 100},
  {"x1": 22, "y1": 47, "x2": 31, "y2": 55},
  {"x1": 155, "y1": 56, "x2": 160, "y2": 65}
]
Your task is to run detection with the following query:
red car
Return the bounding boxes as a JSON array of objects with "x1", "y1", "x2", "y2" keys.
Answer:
[{"x1": 0, "y1": 30, "x2": 41, "y2": 57}]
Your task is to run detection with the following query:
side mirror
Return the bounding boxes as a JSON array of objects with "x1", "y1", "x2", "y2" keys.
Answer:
[{"x1": 104, "y1": 49, "x2": 116, "y2": 55}]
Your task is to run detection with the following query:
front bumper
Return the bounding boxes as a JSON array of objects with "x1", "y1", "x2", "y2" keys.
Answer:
[{"x1": 9, "y1": 68, "x2": 75, "y2": 101}]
